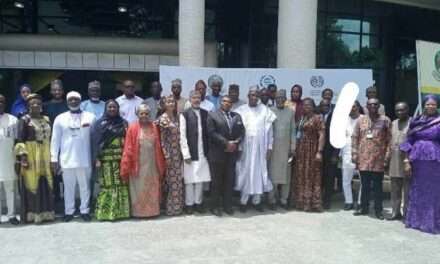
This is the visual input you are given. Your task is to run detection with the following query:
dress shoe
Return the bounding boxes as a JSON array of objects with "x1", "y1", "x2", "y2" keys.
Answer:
[
  {"x1": 239, "y1": 204, "x2": 247, "y2": 213},
  {"x1": 255, "y1": 204, "x2": 264, "y2": 212},
  {"x1": 387, "y1": 214, "x2": 403, "y2": 221},
  {"x1": 9, "y1": 217, "x2": 20, "y2": 225},
  {"x1": 344, "y1": 203, "x2": 354, "y2": 211},
  {"x1": 376, "y1": 212, "x2": 385, "y2": 220},
  {"x1": 224, "y1": 207, "x2": 234, "y2": 215},
  {"x1": 353, "y1": 210, "x2": 368, "y2": 216},
  {"x1": 210, "y1": 208, "x2": 222, "y2": 217},
  {"x1": 64, "y1": 214, "x2": 74, "y2": 222},
  {"x1": 195, "y1": 204, "x2": 205, "y2": 214},
  {"x1": 185, "y1": 206, "x2": 194, "y2": 215},
  {"x1": 268, "y1": 203, "x2": 276, "y2": 211},
  {"x1": 81, "y1": 214, "x2": 92, "y2": 222}
]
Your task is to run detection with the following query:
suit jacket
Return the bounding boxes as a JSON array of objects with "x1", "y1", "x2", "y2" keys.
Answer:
[
  {"x1": 322, "y1": 109, "x2": 339, "y2": 159},
  {"x1": 207, "y1": 109, "x2": 245, "y2": 161}
]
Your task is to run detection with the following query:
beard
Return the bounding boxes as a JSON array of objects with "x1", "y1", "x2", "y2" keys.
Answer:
[{"x1": 68, "y1": 105, "x2": 80, "y2": 111}]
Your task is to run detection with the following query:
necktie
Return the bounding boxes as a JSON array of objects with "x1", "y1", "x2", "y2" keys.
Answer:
[{"x1": 225, "y1": 111, "x2": 232, "y2": 132}]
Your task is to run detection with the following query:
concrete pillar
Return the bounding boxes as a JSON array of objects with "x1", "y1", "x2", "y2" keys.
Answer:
[
  {"x1": 277, "y1": 0, "x2": 318, "y2": 68},
  {"x1": 179, "y1": 0, "x2": 205, "y2": 67}
]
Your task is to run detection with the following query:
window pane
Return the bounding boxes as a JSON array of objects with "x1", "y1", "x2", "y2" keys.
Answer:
[
  {"x1": 360, "y1": 35, "x2": 384, "y2": 67},
  {"x1": 318, "y1": 0, "x2": 327, "y2": 11},
  {"x1": 327, "y1": 0, "x2": 361, "y2": 15},
  {"x1": 327, "y1": 16, "x2": 361, "y2": 33},
  {"x1": 362, "y1": 18, "x2": 379, "y2": 34},
  {"x1": 322, "y1": 32, "x2": 360, "y2": 66}
]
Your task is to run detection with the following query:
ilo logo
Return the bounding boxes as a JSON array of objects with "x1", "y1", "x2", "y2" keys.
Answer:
[{"x1": 259, "y1": 75, "x2": 276, "y2": 88}]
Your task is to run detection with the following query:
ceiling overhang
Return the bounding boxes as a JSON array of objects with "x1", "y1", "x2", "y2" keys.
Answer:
[{"x1": 375, "y1": 0, "x2": 440, "y2": 11}]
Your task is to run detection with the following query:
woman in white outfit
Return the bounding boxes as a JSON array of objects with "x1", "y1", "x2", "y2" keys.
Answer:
[{"x1": 340, "y1": 101, "x2": 363, "y2": 210}]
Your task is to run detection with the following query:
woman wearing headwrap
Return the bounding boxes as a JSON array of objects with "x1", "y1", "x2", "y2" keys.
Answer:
[
  {"x1": 285, "y1": 84, "x2": 304, "y2": 123},
  {"x1": 120, "y1": 103, "x2": 165, "y2": 218},
  {"x1": 91, "y1": 100, "x2": 130, "y2": 221},
  {"x1": 400, "y1": 95, "x2": 440, "y2": 234},
  {"x1": 11, "y1": 84, "x2": 31, "y2": 117},
  {"x1": 15, "y1": 94, "x2": 55, "y2": 224}
]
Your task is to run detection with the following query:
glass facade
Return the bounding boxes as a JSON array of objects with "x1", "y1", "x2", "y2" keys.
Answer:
[
  {"x1": 317, "y1": 0, "x2": 440, "y2": 114},
  {"x1": 2, "y1": 0, "x2": 440, "y2": 113}
]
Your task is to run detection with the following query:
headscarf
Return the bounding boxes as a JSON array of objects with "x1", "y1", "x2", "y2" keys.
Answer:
[
  {"x1": 91, "y1": 99, "x2": 127, "y2": 162},
  {"x1": 290, "y1": 84, "x2": 304, "y2": 122},
  {"x1": 11, "y1": 84, "x2": 31, "y2": 117},
  {"x1": 407, "y1": 94, "x2": 440, "y2": 136}
]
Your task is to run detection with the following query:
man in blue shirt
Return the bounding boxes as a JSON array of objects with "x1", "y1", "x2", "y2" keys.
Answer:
[
  {"x1": 80, "y1": 80, "x2": 105, "y2": 118},
  {"x1": 206, "y1": 75, "x2": 224, "y2": 111}
]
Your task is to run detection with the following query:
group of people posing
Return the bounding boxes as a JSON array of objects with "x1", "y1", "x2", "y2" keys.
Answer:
[{"x1": 0, "y1": 78, "x2": 439, "y2": 235}]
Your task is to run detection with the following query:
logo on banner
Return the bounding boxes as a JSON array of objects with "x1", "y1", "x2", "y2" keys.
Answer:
[
  {"x1": 310, "y1": 76, "x2": 325, "y2": 88},
  {"x1": 433, "y1": 51, "x2": 440, "y2": 81},
  {"x1": 259, "y1": 75, "x2": 276, "y2": 88}
]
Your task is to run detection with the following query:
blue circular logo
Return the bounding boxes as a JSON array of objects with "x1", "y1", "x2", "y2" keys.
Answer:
[
  {"x1": 310, "y1": 76, "x2": 324, "y2": 88},
  {"x1": 259, "y1": 75, "x2": 276, "y2": 88}
]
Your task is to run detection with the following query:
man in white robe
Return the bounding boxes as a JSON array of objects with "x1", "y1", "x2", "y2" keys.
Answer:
[
  {"x1": 116, "y1": 80, "x2": 143, "y2": 123},
  {"x1": 180, "y1": 91, "x2": 211, "y2": 214},
  {"x1": 51, "y1": 91, "x2": 96, "y2": 222},
  {"x1": 235, "y1": 87, "x2": 276, "y2": 212},
  {"x1": 0, "y1": 95, "x2": 19, "y2": 225}
]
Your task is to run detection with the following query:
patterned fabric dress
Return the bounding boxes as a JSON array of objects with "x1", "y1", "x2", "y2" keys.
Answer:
[
  {"x1": 95, "y1": 137, "x2": 130, "y2": 221},
  {"x1": 15, "y1": 115, "x2": 55, "y2": 223},
  {"x1": 159, "y1": 113, "x2": 184, "y2": 216},
  {"x1": 128, "y1": 128, "x2": 161, "y2": 217},
  {"x1": 292, "y1": 114, "x2": 325, "y2": 211}
]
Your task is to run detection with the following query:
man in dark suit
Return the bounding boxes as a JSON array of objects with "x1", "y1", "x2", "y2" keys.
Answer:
[
  {"x1": 207, "y1": 95, "x2": 245, "y2": 216},
  {"x1": 319, "y1": 99, "x2": 339, "y2": 209}
]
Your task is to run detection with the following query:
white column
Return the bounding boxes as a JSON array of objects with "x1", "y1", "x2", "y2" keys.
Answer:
[
  {"x1": 179, "y1": 0, "x2": 205, "y2": 67},
  {"x1": 277, "y1": 0, "x2": 318, "y2": 68}
]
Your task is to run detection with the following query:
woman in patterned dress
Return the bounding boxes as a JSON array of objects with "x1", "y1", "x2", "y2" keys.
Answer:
[
  {"x1": 158, "y1": 96, "x2": 184, "y2": 216},
  {"x1": 15, "y1": 94, "x2": 55, "y2": 224},
  {"x1": 91, "y1": 100, "x2": 130, "y2": 221},
  {"x1": 121, "y1": 103, "x2": 165, "y2": 218},
  {"x1": 291, "y1": 98, "x2": 325, "y2": 212}
]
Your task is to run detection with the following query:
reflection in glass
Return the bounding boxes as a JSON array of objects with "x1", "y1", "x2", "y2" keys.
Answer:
[{"x1": 327, "y1": 17, "x2": 361, "y2": 33}]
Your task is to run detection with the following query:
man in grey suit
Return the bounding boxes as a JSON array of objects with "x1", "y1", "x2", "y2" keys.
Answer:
[{"x1": 207, "y1": 95, "x2": 245, "y2": 216}]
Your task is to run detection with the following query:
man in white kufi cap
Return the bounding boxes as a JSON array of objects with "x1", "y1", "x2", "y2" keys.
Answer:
[{"x1": 51, "y1": 91, "x2": 96, "y2": 222}]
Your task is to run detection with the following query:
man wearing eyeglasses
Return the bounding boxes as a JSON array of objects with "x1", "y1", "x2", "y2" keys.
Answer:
[
  {"x1": 352, "y1": 98, "x2": 391, "y2": 220},
  {"x1": 116, "y1": 80, "x2": 143, "y2": 124}
]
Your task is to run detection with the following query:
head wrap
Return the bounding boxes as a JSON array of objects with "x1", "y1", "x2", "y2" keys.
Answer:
[
  {"x1": 90, "y1": 99, "x2": 127, "y2": 163},
  {"x1": 423, "y1": 94, "x2": 439, "y2": 106},
  {"x1": 66, "y1": 91, "x2": 81, "y2": 100},
  {"x1": 26, "y1": 93, "x2": 42, "y2": 102},
  {"x1": 11, "y1": 84, "x2": 32, "y2": 117}
]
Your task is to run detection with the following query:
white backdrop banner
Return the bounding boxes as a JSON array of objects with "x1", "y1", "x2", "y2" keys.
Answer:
[{"x1": 159, "y1": 66, "x2": 373, "y2": 105}]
